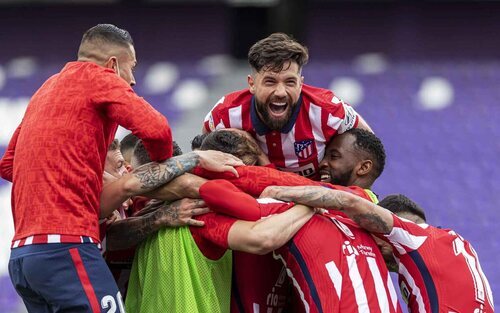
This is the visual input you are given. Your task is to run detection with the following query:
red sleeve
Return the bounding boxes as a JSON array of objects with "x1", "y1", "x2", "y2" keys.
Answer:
[
  {"x1": 194, "y1": 165, "x2": 325, "y2": 197},
  {"x1": 190, "y1": 212, "x2": 237, "y2": 252},
  {"x1": 91, "y1": 68, "x2": 173, "y2": 161},
  {"x1": 0, "y1": 123, "x2": 21, "y2": 182},
  {"x1": 200, "y1": 179, "x2": 296, "y2": 221},
  {"x1": 200, "y1": 179, "x2": 262, "y2": 220}
]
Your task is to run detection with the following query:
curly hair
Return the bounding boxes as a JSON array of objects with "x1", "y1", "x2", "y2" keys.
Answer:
[
  {"x1": 248, "y1": 33, "x2": 309, "y2": 73},
  {"x1": 348, "y1": 129, "x2": 386, "y2": 180},
  {"x1": 379, "y1": 194, "x2": 427, "y2": 222}
]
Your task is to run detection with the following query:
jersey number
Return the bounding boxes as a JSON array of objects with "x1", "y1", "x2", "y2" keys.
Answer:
[{"x1": 101, "y1": 292, "x2": 125, "y2": 313}]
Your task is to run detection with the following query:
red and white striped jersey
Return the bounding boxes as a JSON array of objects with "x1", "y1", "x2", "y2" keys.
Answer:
[
  {"x1": 381, "y1": 215, "x2": 495, "y2": 313},
  {"x1": 203, "y1": 84, "x2": 359, "y2": 179},
  {"x1": 274, "y1": 213, "x2": 402, "y2": 313}
]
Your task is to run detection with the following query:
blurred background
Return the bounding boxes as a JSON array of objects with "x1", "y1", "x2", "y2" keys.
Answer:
[{"x1": 0, "y1": 0, "x2": 498, "y2": 311}]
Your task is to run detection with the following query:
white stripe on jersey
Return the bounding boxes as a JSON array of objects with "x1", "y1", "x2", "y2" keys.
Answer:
[
  {"x1": 387, "y1": 272, "x2": 399, "y2": 311},
  {"x1": 367, "y1": 257, "x2": 390, "y2": 312},
  {"x1": 282, "y1": 128, "x2": 298, "y2": 168},
  {"x1": 308, "y1": 103, "x2": 326, "y2": 165},
  {"x1": 25, "y1": 236, "x2": 33, "y2": 245},
  {"x1": 273, "y1": 251, "x2": 311, "y2": 313},
  {"x1": 347, "y1": 253, "x2": 370, "y2": 312},
  {"x1": 13, "y1": 240, "x2": 20, "y2": 248},
  {"x1": 215, "y1": 120, "x2": 226, "y2": 130},
  {"x1": 252, "y1": 303, "x2": 260, "y2": 313},
  {"x1": 257, "y1": 198, "x2": 285, "y2": 204},
  {"x1": 399, "y1": 262, "x2": 426, "y2": 313},
  {"x1": 203, "y1": 96, "x2": 225, "y2": 123},
  {"x1": 327, "y1": 114, "x2": 342, "y2": 131},
  {"x1": 228, "y1": 106, "x2": 243, "y2": 129},
  {"x1": 47, "y1": 234, "x2": 60, "y2": 243},
  {"x1": 255, "y1": 133, "x2": 269, "y2": 156},
  {"x1": 325, "y1": 261, "x2": 343, "y2": 299},
  {"x1": 386, "y1": 227, "x2": 428, "y2": 254}
]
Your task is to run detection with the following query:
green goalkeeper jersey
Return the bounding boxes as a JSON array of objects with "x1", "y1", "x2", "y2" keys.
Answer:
[{"x1": 125, "y1": 226, "x2": 232, "y2": 313}]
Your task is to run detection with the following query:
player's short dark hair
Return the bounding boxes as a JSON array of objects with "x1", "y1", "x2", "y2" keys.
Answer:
[
  {"x1": 248, "y1": 33, "x2": 309, "y2": 73},
  {"x1": 379, "y1": 194, "x2": 427, "y2": 222},
  {"x1": 348, "y1": 129, "x2": 386, "y2": 180},
  {"x1": 80, "y1": 24, "x2": 134, "y2": 49},
  {"x1": 172, "y1": 141, "x2": 183, "y2": 157},
  {"x1": 200, "y1": 130, "x2": 260, "y2": 165},
  {"x1": 191, "y1": 133, "x2": 208, "y2": 151},
  {"x1": 120, "y1": 133, "x2": 139, "y2": 155},
  {"x1": 108, "y1": 139, "x2": 120, "y2": 152},
  {"x1": 133, "y1": 140, "x2": 182, "y2": 166}
]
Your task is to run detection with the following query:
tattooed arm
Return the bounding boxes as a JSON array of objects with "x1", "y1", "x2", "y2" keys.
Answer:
[
  {"x1": 145, "y1": 173, "x2": 207, "y2": 202},
  {"x1": 106, "y1": 198, "x2": 209, "y2": 251},
  {"x1": 100, "y1": 150, "x2": 242, "y2": 218},
  {"x1": 261, "y1": 186, "x2": 394, "y2": 234}
]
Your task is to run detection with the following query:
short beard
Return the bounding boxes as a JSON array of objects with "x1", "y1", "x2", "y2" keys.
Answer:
[
  {"x1": 329, "y1": 170, "x2": 353, "y2": 186},
  {"x1": 255, "y1": 99, "x2": 294, "y2": 131}
]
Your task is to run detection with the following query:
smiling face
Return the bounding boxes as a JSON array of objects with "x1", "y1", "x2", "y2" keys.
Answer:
[
  {"x1": 319, "y1": 133, "x2": 360, "y2": 185},
  {"x1": 248, "y1": 61, "x2": 303, "y2": 131}
]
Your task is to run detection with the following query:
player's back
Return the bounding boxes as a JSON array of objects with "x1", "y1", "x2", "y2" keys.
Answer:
[
  {"x1": 12, "y1": 62, "x2": 127, "y2": 241},
  {"x1": 391, "y1": 219, "x2": 495, "y2": 312},
  {"x1": 274, "y1": 214, "x2": 400, "y2": 313}
]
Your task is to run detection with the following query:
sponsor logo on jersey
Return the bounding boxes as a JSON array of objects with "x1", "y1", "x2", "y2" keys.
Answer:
[
  {"x1": 342, "y1": 241, "x2": 359, "y2": 256},
  {"x1": 277, "y1": 162, "x2": 315, "y2": 177},
  {"x1": 342, "y1": 104, "x2": 357, "y2": 131},
  {"x1": 294, "y1": 139, "x2": 314, "y2": 159}
]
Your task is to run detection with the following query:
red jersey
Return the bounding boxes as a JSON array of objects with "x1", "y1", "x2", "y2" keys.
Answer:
[
  {"x1": 0, "y1": 61, "x2": 172, "y2": 243},
  {"x1": 203, "y1": 84, "x2": 359, "y2": 179},
  {"x1": 380, "y1": 215, "x2": 495, "y2": 312},
  {"x1": 275, "y1": 213, "x2": 401, "y2": 313},
  {"x1": 199, "y1": 179, "x2": 389, "y2": 313},
  {"x1": 194, "y1": 183, "x2": 296, "y2": 260}
]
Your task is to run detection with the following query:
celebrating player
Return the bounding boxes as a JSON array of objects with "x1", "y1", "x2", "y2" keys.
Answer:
[
  {"x1": 203, "y1": 33, "x2": 372, "y2": 179},
  {"x1": 1, "y1": 23, "x2": 178, "y2": 312}
]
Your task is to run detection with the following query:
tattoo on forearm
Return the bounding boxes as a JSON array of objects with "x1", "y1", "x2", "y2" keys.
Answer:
[
  {"x1": 352, "y1": 212, "x2": 391, "y2": 233},
  {"x1": 106, "y1": 201, "x2": 185, "y2": 251},
  {"x1": 133, "y1": 152, "x2": 200, "y2": 190}
]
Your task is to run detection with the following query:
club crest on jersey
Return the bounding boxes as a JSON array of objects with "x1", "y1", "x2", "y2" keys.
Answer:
[{"x1": 294, "y1": 139, "x2": 314, "y2": 159}]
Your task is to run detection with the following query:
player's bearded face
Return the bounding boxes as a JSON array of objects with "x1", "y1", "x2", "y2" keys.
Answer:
[
  {"x1": 320, "y1": 167, "x2": 353, "y2": 186},
  {"x1": 251, "y1": 62, "x2": 303, "y2": 131}
]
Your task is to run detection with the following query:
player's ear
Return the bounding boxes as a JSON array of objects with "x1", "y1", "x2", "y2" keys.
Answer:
[
  {"x1": 248, "y1": 75, "x2": 256, "y2": 94},
  {"x1": 105, "y1": 56, "x2": 118, "y2": 73},
  {"x1": 357, "y1": 160, "x2": 373, "y2": 177}
]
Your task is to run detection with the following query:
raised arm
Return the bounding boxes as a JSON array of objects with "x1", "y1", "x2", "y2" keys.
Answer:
[
  {"x1": 227, "y1": 204, "x2": 314, "y2": 255},
  {"x1": 100, "y1": 150, "x2": 243, "y2": 217},
  {"x1": 261, "y1": 185, "x2": 393, "y2": 234}
]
